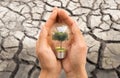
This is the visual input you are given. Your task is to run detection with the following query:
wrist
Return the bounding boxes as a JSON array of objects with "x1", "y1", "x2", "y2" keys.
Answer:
[
  {"x1": 66, "y1": 65, "x2": 88, "y2": 78},
  {"x1": 39, "y1": 69, "x2": 60, "y2": 78}
]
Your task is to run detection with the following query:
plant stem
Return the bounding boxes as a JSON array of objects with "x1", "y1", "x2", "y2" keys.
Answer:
[{"x1": 60, "y1": 41, "x2": 62, "y2": 49}]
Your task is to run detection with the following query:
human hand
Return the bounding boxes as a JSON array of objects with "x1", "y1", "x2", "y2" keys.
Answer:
[
  {"x1": 36, "y1": 7, "x2": 88, "y2": 78},
  {"x1": 57, "y1": 9, "x2": 88, "y2": 78},
  {"x1": 36, "y1": 7, "x2": 61, "y2": 78}
]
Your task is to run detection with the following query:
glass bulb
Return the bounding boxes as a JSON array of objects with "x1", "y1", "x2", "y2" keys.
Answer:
[{"x1": 50, "y1": 24, "x2": 71, "y2": 59}]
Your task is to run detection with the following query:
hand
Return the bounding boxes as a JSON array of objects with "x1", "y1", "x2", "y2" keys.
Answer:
[
  {"x1": 36, "y1": 8, "x2": 61, "y2": 78},
  {"x1": 58, "y1": 9, "x2": 88, "y2": 78}
]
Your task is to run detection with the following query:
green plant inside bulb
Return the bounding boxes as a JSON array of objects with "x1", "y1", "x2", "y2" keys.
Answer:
[{"x1": 52, "y1": 32, "x2": 68, "y2": 52}]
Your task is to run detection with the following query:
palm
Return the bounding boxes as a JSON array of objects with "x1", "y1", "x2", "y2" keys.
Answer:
[
  {"x1": 62, "y1": 41, "x2": 79, "y2": 73},
  {"x1": 62, "y1": 43, "x2": 87, "y2": 73},
  {"x1": 43, "y1": 45, "x2": 61, "y2": 70}
]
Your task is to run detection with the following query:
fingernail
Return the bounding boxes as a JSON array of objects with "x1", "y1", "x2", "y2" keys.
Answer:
[
  {"x1": 53, "y1": 7, "x2": 58, "y2": 11},
  {"x1": 52, "y1": 10, "x2": 57, "y2": 15}
]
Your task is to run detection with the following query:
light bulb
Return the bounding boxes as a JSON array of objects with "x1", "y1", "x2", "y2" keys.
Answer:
[{"x1": 50, "y1": 24, "x2": 71, "y2": 59}]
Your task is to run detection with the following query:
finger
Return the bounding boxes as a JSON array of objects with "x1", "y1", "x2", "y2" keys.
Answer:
[
  {"x1": 58, "y1": 9, "x2": 79, "y2": 37},
  {"x1": 36, "y1": 26, "x2": 44, "y2": 48},
  {"x1": 71, "y1": 23, "x2": 85, "y2": 42},
  {"x1": 37, "y1": 26, "x2": 48, "y2": 45},
  {"x1": 36, "y1": 26, "x2": 56, "y2": 59},
  {"x1": 45, "y1": 7, "x2": 58, "y2": 31},
  {"x1": 38, "y1": 7, "x2": 58, "y2": 42},
  {"x1": 58, "y1": 9, "x2": 84, "y2": 42},
  {"x1": 58, "y1": 9, "x2": 74, "y2": 27}
]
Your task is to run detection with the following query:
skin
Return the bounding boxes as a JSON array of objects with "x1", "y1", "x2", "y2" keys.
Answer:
[{"x1": 36, "y1": 7, "x2": 88, "y2": 78}]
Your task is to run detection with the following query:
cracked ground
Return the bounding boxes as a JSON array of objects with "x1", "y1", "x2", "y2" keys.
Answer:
[{"x1": 0, "y1": 0, "x2": 120, "y2": 78}]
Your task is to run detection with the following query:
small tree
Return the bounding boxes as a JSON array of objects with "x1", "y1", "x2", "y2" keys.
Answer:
[{"x1": 52, "y1": 32, "x2": 68, "y2": 49}]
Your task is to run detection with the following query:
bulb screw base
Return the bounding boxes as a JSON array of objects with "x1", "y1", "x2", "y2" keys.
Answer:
[{"x1": 56, "y1": 51, "x2": 66, "y2": 59}]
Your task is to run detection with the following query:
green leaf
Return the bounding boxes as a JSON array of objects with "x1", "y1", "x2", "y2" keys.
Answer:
[{"x1": 52, "y1": 32, "x2": 68, "y2": 41}]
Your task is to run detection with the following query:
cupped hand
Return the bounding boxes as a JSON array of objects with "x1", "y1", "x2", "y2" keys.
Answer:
[
  {"x1": 57, "y1": 9, "x2": 88, "y2": 77},
  {"x1": 36, "y1": 7, "x2": 61, "y2": 77}
]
